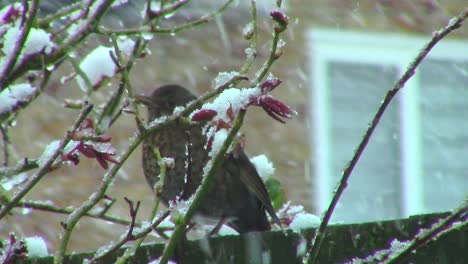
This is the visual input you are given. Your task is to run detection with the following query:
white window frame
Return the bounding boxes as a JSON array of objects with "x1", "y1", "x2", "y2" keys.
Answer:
[{"x1": 307, "y1": 29, "x2": 468, "y2": 220}]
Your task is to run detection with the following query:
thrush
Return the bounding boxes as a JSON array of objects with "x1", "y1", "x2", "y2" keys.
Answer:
[{"x1": 137, "y1": 85, "x2": 280, "y2": 233}]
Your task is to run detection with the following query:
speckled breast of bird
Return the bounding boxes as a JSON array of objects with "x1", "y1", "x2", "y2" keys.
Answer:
[{"x1": 142, "y1": 121, "x2": 258, "y2": 219}]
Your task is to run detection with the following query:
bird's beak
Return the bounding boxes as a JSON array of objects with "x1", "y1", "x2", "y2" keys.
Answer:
[{"x1": 134, "y1": 94, "x2": 154, "y2": 107}]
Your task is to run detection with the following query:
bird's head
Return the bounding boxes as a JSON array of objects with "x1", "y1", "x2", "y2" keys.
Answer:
[{"x1": 135, "y1": 84, "x2": 196, "y2": 119}]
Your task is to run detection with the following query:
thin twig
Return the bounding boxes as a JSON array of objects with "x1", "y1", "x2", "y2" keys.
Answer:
[
  {"x1": 114, "y1": 190, "x2": 164, "y2": 263},
  {"x1": 51, "y1": 3, "x2": 91, "y2": 39},
  {"x1": 0, "y1": 158, "x2": 39, "y2": 178},
  {"x1": 239, "y1": 0, "x2": 258, "y2": 75},
  {"x1": 3, "y1": 0, "x2": 115, "y2": 88},
  {"x1": 96, "y1": 0, "x2": 235, "y2": 36},
  {"x1": 252, "y1": 27, "x2": 281, "y2": 85},
  {"x1": 146, "y1": 0, "x2": 189, "y2": 20},
  {"x1": 91, "y1": 209, "x2": 171, "y2": 263},
  {"x1": 306, "y1": 9, "x2": 468, "y2": 264},
  {"x1": 37, "y1": 2, "x2": 82, "y2": 28},
  {"x1": 109, "y1": 36, "x2": 147, "y2": 128},
  {"x1": 0, "y1": 126, "x2": 11, "y2": 166},
  {"x1": 16, "y1": 200, "x2": 133, "y2": 225},
  {"x1": 89, "y1": 197, "x2": 141, "y2": 263}
]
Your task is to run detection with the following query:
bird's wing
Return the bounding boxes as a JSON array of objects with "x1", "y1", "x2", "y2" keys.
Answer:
[{"x1": 229, "y1": 151, "x2": 281, "y2": 226}]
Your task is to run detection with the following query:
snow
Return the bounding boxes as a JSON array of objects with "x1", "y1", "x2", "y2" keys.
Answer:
[
  {"x1": 142, "y1": 32, "x2": 154, "y2": 40},
  {"x1": 250, "y1": 154, "x2": 275, "y2": 180},
  {"x1": 212, "y1": 71, "x2": 240, "y2": 89},
  {"x1": 92, "y1": 142, "x2": 115, "y2": 153},
  {"x1": 116, "y1": 37, "x2": 136, "y2": 56},
  {"x1": 296, "y1": 237, "x2": 307, "y2": 257},
  {"x1": 196, "y1": 87, "x2": 260, "y2": 124},
  {"x1": 148, "y1": 258, "x2": 177, "y2": 264},
  {"x1": 0, "y1": 83, "x2": 37, "y2": 117},
  {"x1": 66, "y1": 20, "x2": 87, "y2": 37},
  {"x1": 447, "y1": 16, "x2": 458, "y2": 28},
  {"x1": 37, "y1": 140, "x2": 61, "y2": 167},
  {"x1": 243, "y1": 22, "x2": 254, "y2": 38},
  {"x1": 24, "y1": 236, "x2": 48, "y2": 257},
  {"x1": 389, "y1": 238, "x2": 408, "y2": 253},
  {"x1": 148, "y1": 116, "x2": 168, "y2": 128},
  {"x1": 277, "y1": 38, "x2": 286, "y2": 49},
  {"x1": 111, "y1": 0, "x2": 129, "y2": 7},
  {"x1": 218, "y1": 225, "x2": 239, "y2": 236},
  {"x1": 76, "y1": 45, "x2": 117, "y2": 90},
  {"x1": 172, "y1": 105, "x2": 185, "y2": 115},
  {"x1": 2, "y1": 27, "x2": 54, "y2": 58},
  {"x1": 1, "y1": 172, "x2": 28, "y2": 191},
  {"x1": 161, "y1": 157, "x2": 175, "y2": 169},
  {"x1": 169, "y1": 198, "x2": 193, "y2": 220},
  {"x1": 346, "y1": 238, "x2": 410, "y2": 263},
  {"x1": 158, "y1": 216, "x2": 175, "y2": 228},
  {"x1": 245, "y1": 47, "x2": 255, "y2": 57},
  {"x1": 66, "y1": 0, "x2": 106, "y2": 39},
  {"x1": 280, "y1": 202, "x2": 305, "y2": 215},
  {"x1": 208, "y1": 128, "x2": 228, "y2": 157},
  {"x1": 290, "y1": 212, "x2": 320, "y2": 233}
]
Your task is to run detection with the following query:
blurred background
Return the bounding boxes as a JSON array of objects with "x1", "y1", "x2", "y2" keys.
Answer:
[{"x1": 1, "y1": 0, "x2": 467, "y2": 253}]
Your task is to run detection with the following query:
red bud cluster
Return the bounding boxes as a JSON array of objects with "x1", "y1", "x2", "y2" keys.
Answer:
[
  {"x1": 0, "y1": 5, "x2": 22, "y2": 25},
  {"x1": 250, "y1": 77, "x2": 295, "y2": 123},
  {"x1": 270, "y1": 10, "x2": 289, "y2": 33},
  {"x1": 64, "y1": 118, "x2": 118, "y2": 169}
]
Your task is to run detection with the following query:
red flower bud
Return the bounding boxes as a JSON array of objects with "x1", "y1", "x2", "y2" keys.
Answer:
[
  {"x1": 2, "y1": 5, "x2": 21, "y2": 24},
  {"x1": 80, "y1": 119, "x2": 94, "y2": 130},
  {"x1": 260, "y1": 77, "x2": 282, "y2": 93},
  {"x1": 79, "y1": 144, "x2": 97, "y2": 158},
  {"x1": 260, "y1": 96, "x2": 295, "y2": 123},
  {"x1": 191, "y1": 109, "x2": 217, "y2": 122},
  {"x1": 98, "y1": 135, "x2": 112, "y2": 142},
  {"x1": 270, "y1": 10, "x2": 289, "y2": 32}
]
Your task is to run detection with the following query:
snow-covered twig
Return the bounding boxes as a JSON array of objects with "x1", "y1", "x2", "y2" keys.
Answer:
[
  {"x1": 96, "y1": 0, "x2": 235, "y2": 36},
  {"x1": 239, "y1": 0, "x2": 258, "y2": 74},
  {"x1": 146, "y1": 0, "x2": 190, "y2": 20},
  {"x1": 91, "y1": 209, "x2": 171, "y2": 263},
  {"x1": 0, "y1": 158, "x2": 38, "y2": 178},
  {"x1": 383, "y1": 201, "x2": 467, "y2": 264},
  {"x1": 2, "y1": 0, "x2": 115, "y2": 88},
  {"x1": 15, "y1": 200, "x2": 133, "y2": 226}
]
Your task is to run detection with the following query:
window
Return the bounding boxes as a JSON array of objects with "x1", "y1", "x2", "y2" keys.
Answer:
[{"x1": 307, "y1": 29, "x2": 468, "y2": 223}]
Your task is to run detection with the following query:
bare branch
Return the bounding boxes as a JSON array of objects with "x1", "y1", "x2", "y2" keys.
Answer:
[
  {"x1": 16, "y1": 200, "x2": 132, "y2": 226},
  {"x1": 96, "y1": 0, "x2": 235, "y2": 36}
]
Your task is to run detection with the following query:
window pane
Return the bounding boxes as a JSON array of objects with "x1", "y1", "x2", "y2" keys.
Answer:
[
  {"x1": 328, "y1": 61, "x2": 400, "y2": 222},
  {"x1": 419, "y1": 59, "x2": 468, "y2": 212}
]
